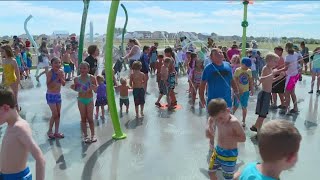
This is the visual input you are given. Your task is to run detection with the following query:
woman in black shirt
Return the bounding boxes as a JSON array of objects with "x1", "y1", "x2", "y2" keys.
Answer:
[{"x1": 84, "y1": 45, "x2": 100, "y2": 75}]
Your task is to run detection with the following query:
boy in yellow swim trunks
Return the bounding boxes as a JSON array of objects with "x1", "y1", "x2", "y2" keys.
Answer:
[{"x1": 1, "y1": 45, "x2": 21, "y2": 110}]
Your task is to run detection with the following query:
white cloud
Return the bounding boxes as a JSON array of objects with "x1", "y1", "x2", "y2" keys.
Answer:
[{"x1": 286, "y1": 3, "x2": 320, "y2": 12}]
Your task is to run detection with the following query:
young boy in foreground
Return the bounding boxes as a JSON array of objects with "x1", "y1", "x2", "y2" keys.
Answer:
[
  {"x1": 240, "y1": 120, "x2": 301, "y2": 180},
  {"x1": 250, "y1": 53, "x2": 285, "y2": 132},
  {"x1": 206, "y1": 98, "x2": 246, "y2": 180},
  {"x1": 0, "y1": 85, "x2": 45, "y2": 180}
]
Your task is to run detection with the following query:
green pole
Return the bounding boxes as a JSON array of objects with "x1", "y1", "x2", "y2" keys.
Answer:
[
  {"x1": 78, "y1": 0, "x2": 90, "y2": 74},
  {"x1": 105, "y1": 0, "x2": 127, "y2": 140},
  {"x1": 120, "y1": 3, "x2": 128, "y2": 57},
  {"x1": 241, "y1": 0, "x2": 249, "y2": 57}
]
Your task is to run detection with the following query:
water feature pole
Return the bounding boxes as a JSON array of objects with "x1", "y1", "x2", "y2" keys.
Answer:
[
  {"x1": 105, "y1": 0, "x2": 127, "y2": 140},
  {"x1": 78, "y1": 0, "x2": 90, "y2": 73},
  {"x1": 241, "y1": 0, "x2": 249, "y2": 57},
  {"x1": 120, "y1": 3, "x2": 128, "y2": 57}
]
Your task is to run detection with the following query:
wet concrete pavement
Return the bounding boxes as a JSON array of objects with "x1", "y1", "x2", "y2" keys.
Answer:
[{"x1": 0, "y1": 66, "x2": 318, "y2": 180}]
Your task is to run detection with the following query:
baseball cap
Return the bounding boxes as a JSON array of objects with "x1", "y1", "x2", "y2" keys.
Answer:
[{"x1": 241, "y1": 57, "x2": 252, "y2": 68}]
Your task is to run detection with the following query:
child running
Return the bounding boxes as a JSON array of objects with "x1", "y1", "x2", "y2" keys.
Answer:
[
  {"x1": 119, "y1": 78, "x2": 130, "y2": 114},
  {"x1": 308, "y1": 47, "x2": 320, "y2": 94},
  {"x1": 155, "y1": 57, "x2": 171, "y2": 107},
  {"x1": 46, "y1": 57, "x2": 66, "y2": 139},
  {"x1": 240, "y1": 120, "x2": 301, "y2": 180},
  {"x1": 71, "y1": 62, "x2": 98, "y2": 143},
  {"x1": 206, "y1": 98, "x2": 246, "y2": 180},
  {"x1": 0, "y1": 85, "x2": 45, "y2": 180},
  {"x1": 232, "y1": 57, "x2": 254, "y2": 127},
  {"x1": 250, "y1": 53, "x2": 284, "y2": 132},
  {"x1": 130, "y1": 61, "x2": 146, "y2": 118},
  {"x1": 190, "y1": 59, "x2": 204, "y2": 108},
  {"x1": 1, "y1": 45, "x2": 21, "y2": 111},
  {"x1": 94, "y1": 75, "x2": 108, "y2": 120}
]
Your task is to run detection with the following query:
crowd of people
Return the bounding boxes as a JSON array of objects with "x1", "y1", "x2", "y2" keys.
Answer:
[{"x1": 0, "y1": 34, "x2": 320, "y2": 180}]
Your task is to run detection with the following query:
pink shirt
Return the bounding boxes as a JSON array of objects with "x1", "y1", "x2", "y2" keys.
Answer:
[{"x1": 227, "y1": 48, "x2": 240, "y2": 60}]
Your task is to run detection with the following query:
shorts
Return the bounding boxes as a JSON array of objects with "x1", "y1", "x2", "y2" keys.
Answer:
[
  {"x1": 159, "y1": 80, "x2": 168, "y2": 95},
  {"x1": 70, "y1": 63, "x2": 75, "y2": 71},
  {"x1": 255, "y1": 91, "x2": 271, "y2": 118},
  {"x1": 285, "y1": 74, "x2": 299, "y2": 91},
  {"x1": 27, "y1": 59, "x2": 32, "y2": 68},
  {"x1": 272, "y1": 76, "x2": 285, "y2": 93},
  {"x1": 312, "y1": 68, "x2": 320, "y2": 74},
  {"x1": 156, "y1": 73, "x2": 161, "y2": 83},
  {"x1": 303, "y1": 57, "x2": 309, "y2": 63},
  {"x1": 63, "y1": 64, "x2": 71, "y2": 73},
  {"x1": 0, "y1": 167, "x2": 32, "y2": 180},
  {"x1": 133, "y1": 88, "x2": 145, "y2": 106},
  {"x1": 120, "y1": 97, "x2": 129, "y2": 107},
  {"x1": 95, "y1": 96, "x2": 108, "y2": 107},
  {"x1": 208, "y1": 146, "x2": 238, "y2": 180},
  {"x1": 19, "y1": 66, "x2": 24, "y2": 72},
  {"x1": 168, "y1": 73, "x2": 176, "y2": 89},
  {"x1": 233, "y1": 91, "x2": 249, "y2": 108},
  {"x1": 46, "y1": 92, "x2": 62, "y2": 104},
  {"x1": 150, "y1": 62, "x2": 156, "y2": 69}
]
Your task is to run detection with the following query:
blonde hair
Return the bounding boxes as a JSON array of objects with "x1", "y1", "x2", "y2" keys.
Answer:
[
  {"x1": 265, "y1": 52, "x2": 279, "y2": 63},
  {"x1": 96, "y1": 75, "x2": 104, "y2": 83},
  {"x1": 231, "y1": 55, "x2": 240, "y2": 64},
  {"x1": 120, "y1": 77, "x2": 127, "y2": 85}
]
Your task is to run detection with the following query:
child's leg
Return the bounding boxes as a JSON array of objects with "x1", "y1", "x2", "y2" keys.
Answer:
[
  {"x1": 141, "y1": 104, "x2": 144, "y2": 116},
  {"x1": 271, "y1": 93, "x2": 277, "y2": 106},
  {"x1": 279, "y1": 93, "x2": 286, "y2": 106},
  {"x1": 48, "y1": 104, "x2": 59, "y2": 134},
  {"x1": 317, "y1": 73, "x2": 320, "y2": 91},
  {"x1": 254, "y1": 116, "x2": 265, "y2": 130},
  {"x1": 135, "y1": 105, "x2": 139, "y2": 117},
  {"x1": 284, "y1": 90, "x2": 291, "y2": 110},
  {"x1": 156, "y1": 94, "x2": 163, "y2": 104},
  {"x1": 290, "y1": 90, "x2": 298, "y2": 110},
  {"x1": 86, "y1": 102, "x2": 96, "y2": 140},
  {"x1": 101, "y1": 106, "x2": 105, "y2": 117},
  {"x1": 242, "y1": 108, "x2": 247, "y2": 124},
  {"x1": 311, "y1": 73, "x2": 316, "y2": 91},
  {"x1": 191, "y1": 84, "x2": 196, "y2": 106},
  {"x1": 95, "y1": 106, "x2": 99, "y2": 119},
  {"x1": 54, "y1": 104, "x2": 62, "y2": 134},
  {"x1": 77, "y1": 101, "x2": 88, "y2": 137},
  {"x1": 10, "y1": 82, "x2": 19, "y2": 110}
]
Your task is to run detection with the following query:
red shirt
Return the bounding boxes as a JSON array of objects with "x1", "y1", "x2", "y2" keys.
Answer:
[{"x1": 25, "y1": 40, "x2": 31, "y2": 48}]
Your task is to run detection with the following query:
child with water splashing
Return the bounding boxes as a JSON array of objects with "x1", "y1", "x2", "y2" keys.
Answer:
[
  {"x1": 190, "y1": 59, "x2": 204, "y2": 109},
  {"x1": 309, "y1": 47, "x2": 320, "y2": 94},
  {"x1": 46, "y1": 57, "x2": 66, "y2": 139}
]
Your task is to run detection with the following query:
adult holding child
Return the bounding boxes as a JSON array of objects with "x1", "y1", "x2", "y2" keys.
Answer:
[
  {"x1": 122, "y1": 38, "x2": 141, "y2": 69},
  {"x1": 200, "y1": 48, "x2": 239, "y2": 109}
]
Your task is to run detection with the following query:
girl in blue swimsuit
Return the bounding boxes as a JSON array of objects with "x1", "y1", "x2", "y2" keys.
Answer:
[{"x1": 71, "y1": 62, "x2": 98, "y2": 143}]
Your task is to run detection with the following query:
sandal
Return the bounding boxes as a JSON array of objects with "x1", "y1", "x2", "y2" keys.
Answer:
[
  {"x1": 47, "y1": 132, "x2": 55, "y2": 139},
  {"x1": 83, "y1": 136, "x2": 91, "y2": 143},
  {"x1": 289, "y1": 109, "x2": 299, "y2": 114},
  {"x1": 54, "y1": 132, "x2": 65, "y2": 139},
  {"x1": 91, "y1": 136, "x2": 97, "y2": 143},
  {"x1": 155, "y1": 102, "x2": 162, "y2": 107},
  {"x1": 250, "y1": 126, "x2": 258, "y2": 132}
]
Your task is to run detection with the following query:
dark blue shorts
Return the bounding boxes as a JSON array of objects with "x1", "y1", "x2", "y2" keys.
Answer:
[
  {"x1": 46, "y1": 92, "x2": 62, "y2": 104},
  {"x1": 0, "y1": 167, "x2": 32, "y2": 180},
  {"x1": 133, "y1": 88, "x2": 145, "y2": 106}
]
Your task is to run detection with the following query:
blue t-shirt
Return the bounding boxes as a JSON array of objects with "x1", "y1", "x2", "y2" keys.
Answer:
[
  {"x1": 240, "y1": 163, "x2": 278, "y2": 180},
  {"x1": 202, "y1": 61, "x2": 233, "y2": 107},
  {"x1": 139, "y1": 53, "x2": 149, "y2": 74}
]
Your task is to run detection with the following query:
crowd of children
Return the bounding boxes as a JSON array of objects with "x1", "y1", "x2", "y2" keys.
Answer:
[{"x1": 1, "y1": 36, "x2": 319, "y2": 180}]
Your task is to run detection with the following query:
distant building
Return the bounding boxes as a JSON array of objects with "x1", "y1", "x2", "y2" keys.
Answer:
[
  {"x1": 133, "y1": 31, "x2": 152, "y2": 39},
  {"x1": 52, "y1": 31, "x2": 69, "y2": 39},
  {"x1": 152, "y1": 31, "x2": 168, "y2": 39}
]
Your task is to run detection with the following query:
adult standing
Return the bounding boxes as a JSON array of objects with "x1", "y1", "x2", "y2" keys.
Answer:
[
  {"x1": 270, "y1": 46, "x2": 286, "y2": 109},
  {"x1": 36, "y1": 41, "x2": 50, "y2": 82},
  {"x1": 84, "y1": 45, "x2": 100, "y2": 76},
  {"x1": 123, "y1": 39, "x2": 141, "y2": 69},
  {"x1": 300, "y1": 41, "x2": 310, "y2": 73},
  {"x1": 226, "y1": 44, "x2": 241, "y2": 62},
  {"x1": 200, "y1": 48, "x2": 239, "y2": 108}
]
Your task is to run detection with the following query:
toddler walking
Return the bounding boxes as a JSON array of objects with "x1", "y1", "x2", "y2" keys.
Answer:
[{"x1": 95, "y1": 75, "x2": 108, "y2": 120}]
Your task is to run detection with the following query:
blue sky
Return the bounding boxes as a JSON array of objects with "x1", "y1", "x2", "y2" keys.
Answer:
[{"x1": 0, "y1": 1, "x2": 319, "y2": 38}]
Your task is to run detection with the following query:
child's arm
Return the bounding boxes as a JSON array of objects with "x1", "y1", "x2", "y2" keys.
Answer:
[
  {"x1": 232, "y1": 117, "x2": 246, "y2": 142},
  {"x1": 17, "y1": 124, "x2": 45, "y2": 180},
  {"x1": 259, "y1": 67, "x2": 273, "y2": 83},
  {"x1": 90, "y1": 76, "x2": 98, "y2": 92},
  {"x1": 129, "y1": 74, "x2": 133, "y2": 87},
  {"x1": 70, "y1": 78, "x2": 78, "y2": 91},
  {"x1": 206, "y1": 116, "x2": 215, "y2": 139},
  {"x1": 12, "y1": 60, "x2": 20, "y2": 84},
  {"x1": 46, "y1": 71, "x2": 53, "y2": 86},
  {"x1": 58, "y1": 70, "x2": 66, "y2": 86}
]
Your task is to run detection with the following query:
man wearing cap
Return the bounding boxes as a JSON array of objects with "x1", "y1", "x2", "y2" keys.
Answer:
[
  {"x1": 200, "y1": 48, "x2": 239, "y2": 108},
  {"x1": 270, "y1": 46, "x2": 286, "y2": 109}
]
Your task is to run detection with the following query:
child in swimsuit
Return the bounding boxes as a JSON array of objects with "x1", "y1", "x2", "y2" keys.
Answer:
[
  {"x1": 46, "y1": 57, "x2": 66, "y2": 139},
  {"x1": 118, "y1": 78, "x2": 130, "y2": 114},
  {"x1": 14, "y1": 46, "x2": 26, "y2": 80},
  {"x1": 130, "y1": 61, "x2": 146, "y2": 118},
  {"x1": 62, "y1": 47, "x2": 72, "y2": 81},
  {"x1": 71, "y1": 62, "x2": 98, "y2": 143},
  {"x1": 94, "y1": 75, "x2": 108, "y2": 120},
  {"x1": 0, "y1": 85, "x2": 45, "y2": 180},
  {"x1": 155, "y1": 57, "x2": 171, "y2": 107},
  {"x1": 1, "y1": 45, "x2": 21, "y2": 111},
  {"x1": 155, "y1": 55, "x2": 164, "y2": 89},
  {"x1": 190, "y1": 59, "x2": 204, "y2": 109}
]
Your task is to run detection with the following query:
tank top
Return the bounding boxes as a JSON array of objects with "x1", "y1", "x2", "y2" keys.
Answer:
[
  {"x1": 15, "y1": 55, "x2": 22, "y2": 67},
  {"x1": 130, "y1": 46, "x2": 141, "y2": 60},
  {"x1": 75, "y1": 75, "x2": 91, "y2": 93},
  {"x1": 2, "y1": 63, "x2": 17, "y2": 86},
  {"x1": 193, "y1": 70, "x2": 202, "y2": 84}
]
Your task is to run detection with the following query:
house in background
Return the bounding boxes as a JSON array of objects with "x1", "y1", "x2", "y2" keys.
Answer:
[
  {"x1": 152, "y1": 31, "x2": 169, "y2": 39},
  {"x1": 52, "y1": 31, "x2": 69, "y2": 39},
  {"x1": 133, "y1": 31, "x2": 152, "y2": 39}
]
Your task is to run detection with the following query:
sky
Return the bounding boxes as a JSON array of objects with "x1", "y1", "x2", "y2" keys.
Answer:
[{"x1": 0, "y1": 1, "x2": 319, "y2": 38}]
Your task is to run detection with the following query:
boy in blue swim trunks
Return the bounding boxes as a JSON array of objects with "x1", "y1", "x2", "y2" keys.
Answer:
[
  {"x1": 0, "y1": 85, "x2": 45, "y2": 180},
  {"x1": 240, "y1": 120, "x2": 301, "y2": 180},
  {"x1": 232, "y1": 57, "x2": 254, "y2": 127},
  {"x1": 130, "y1": 61, "x2": 146, "y2": 118},
  {"x1": 206, "y1": 98, "x2": 246, "y2": 180}
]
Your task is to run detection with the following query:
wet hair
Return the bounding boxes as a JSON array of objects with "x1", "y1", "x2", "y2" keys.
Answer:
[
  {"x1": 79, "y1": 61, "x2": 90, "y2": 69},
  {"x1": 265, "y1": 52, "x2": 280, "y2": 63},
  {"x1": 132, "y1": 61, "x2": 142, "y2": 70},
  {"x1": 1, "y1": 45, "x2": 14, "y2": 58},
  {"x1": 258, "y1": 120, "x2": 301, "y2": 163},
  {"x1": 96, "y1": 75, "x2": 104, "y2": 83},
  {"x1": 51, "y1": 57, "x2": 61, "y2": 64},
  {"x1": 285, "y1": 42, "x2": 294, "y2": 55},
  {"x1": 87, "y1": 45, "x2": 98, "y2": 55},
  {"x1": 0, "y1": 85, "x2": 16, "y2": 109},
  {"x1": 207, "y1": 98, "x2": 227, "y2": 117},
  {"x1": 120, "y1": 77, "x2": 127, "y2": 85},
  {"x1": 158, "y1": 55, "x2": 164, "y2": 59},
  {"x1": 143, "y1": 45, "x2": 150, "y2": 52}
]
